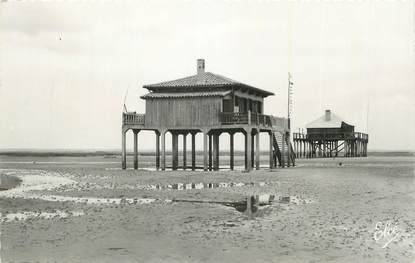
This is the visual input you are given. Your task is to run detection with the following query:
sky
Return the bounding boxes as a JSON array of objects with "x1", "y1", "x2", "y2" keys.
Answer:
[{"x1": 0, "y1": 0, "x2": 414, "y2": 151}]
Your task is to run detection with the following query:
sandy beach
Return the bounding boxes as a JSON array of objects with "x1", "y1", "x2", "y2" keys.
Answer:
[{"x1": 0, "y1": 155, "x2": 414, "y2": 263}]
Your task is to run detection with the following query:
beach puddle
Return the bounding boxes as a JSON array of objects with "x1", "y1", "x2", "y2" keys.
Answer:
[
  {"x1": 172, "y1": 194, "x2": 313, "y2": 220},
  {"x1": 0, "y1": 175, "x2": 22, "y2": 191},
  {"x1": 64, "y1": 181, "x2": 279, "y2": 192},
  {"x1": 1, "y1": 210, "x2": 85, "y2": 223},
  {"x1": 0, "y1": 169, "x2": 162, "y2": 206},
  {"x1": 136, "y1": 181, "x2": 276, "y2": 191}
]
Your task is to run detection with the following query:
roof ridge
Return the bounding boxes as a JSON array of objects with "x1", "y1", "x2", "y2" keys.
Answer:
[
  {"x1": 305, "y1": 111, "x2": 353, "y2": 128},
  {"x1": 142, "y1": 70, "x2": 274, "y2": 96}
]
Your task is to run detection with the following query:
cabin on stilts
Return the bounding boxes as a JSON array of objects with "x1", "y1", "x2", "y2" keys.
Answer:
[
  {"x1": 121, "y1": 59, "x2": 295, "y2": 171},
  {"x1": 293, "y1": 110, "x2": 369, "y2": 158}
]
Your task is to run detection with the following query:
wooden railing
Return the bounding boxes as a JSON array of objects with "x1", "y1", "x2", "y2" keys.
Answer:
[
  {"x1": 293, "y1": 132, "x2": 369, "y2": 141},
  {"x1": 220, "y1": 112, "x2": 249, "y2": 124},
  {"x1": 123, "y1": 112, "x2": 145, "y2": 125},
  {"x1": 219, "y1": 111, "x2": 289, "y2": 130},
  {"x1": 269, "y1": 116, "x2": 290, "y2": 131}
]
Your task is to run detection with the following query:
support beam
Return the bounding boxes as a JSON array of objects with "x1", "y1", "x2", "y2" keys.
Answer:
[
  {"x1": 133, "y1": 130, "x2": 139, "y2": 170},
  {"x1": 281, "y1": 133, "x2": 285, "y2": 167},
  {"x1": 191, "y1": 132, "x2": 196, "y2": 171},
  {"x1": 155, "y1": 131, "x2": 160, "y2": 170},
  {"x1": 230, "y1": 132, "x2": 234, "y2": 170},
  {"x1": 255, "y1": 132, "x2": 260, "y2": 170},
  {"x1": 212, "y1": 133, "x2": 220, "y2": 171},
  {"x1": 269, "y1": 132, "x2": 274, "y2": 169},
  {"x1": 161, "y1": 131, "x2": 166, "y2": 170},
  {"x1": 203, "y1": 131, "x2": 208, "y2": 171},
  {"x1": 251, "y1": 133, "x2": 255, "y2": 168},
  {"x1": 246, "y1": 130, "x2": 252, "y2": 172},
  {"x1": 244, "y1": 133, "x2": 248, "y2": 170},
  {"x1": 208, "y1": 134, "x2": 212, "y2": 171},
  {"x1": 122, "y1": 129, "x2": 127, "y2": 169},
  {"x1": 287, "y1": 134, "x2": 290, "y2": 164},
  {"x1": 172, "y1": 132, "x2": 178, "y2": 170},
  {"x1": 183, "y1": 133, "x2": 187, "y2": 170}
]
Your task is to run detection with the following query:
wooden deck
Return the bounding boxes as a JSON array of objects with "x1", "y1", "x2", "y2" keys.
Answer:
[
  {"x1": 293, "y1": 132, "x2": 369, "y2": 158},
  {"x1": 121, "y1": 111, "x2": 295, "y2": 171},
  {"x1": 123, "y1": 111, "x2": 289, "y2": 131}
]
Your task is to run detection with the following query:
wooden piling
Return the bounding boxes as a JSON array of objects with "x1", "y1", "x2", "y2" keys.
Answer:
[
  {"x1": 172, "y1": 132, "x2": 179, "y2": 170},
  {"x1": 133, "y1": 130, "x2": 139, "y2": 170},
  {"x1": 121, "y1": 129, "x2": 126, "y2": 169},
  {"x1": 161, "y1": 131, "x2": 166, "y2": 170},
  {"x1": 230, "y1": 132, "x2": 234, "y2": 170},
  {"x1": 155, "y1": 131, "x2": 160, "y2": 170},
  {"x1": 246, "y1": 130, "x2": 252, "y2": 171},
  {"x1": 255, "y1": 132, "x2": 260, "y2": 170},
  {"x1": 213, "y1": 133, "x2": 220, "y2": 171},
  {"x1": 183, "y1": 133, "x2": 187, "y2": 170},
  {"x1": 191, "y1": 132, "x2": 196, "y2": 170}
]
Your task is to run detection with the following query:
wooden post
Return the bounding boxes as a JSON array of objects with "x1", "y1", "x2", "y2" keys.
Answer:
[
  {"x1": 161, "y1": 131, "x2": 166, "y2": 170},
  {"x1": 269, "y1": 132, "x2": 274, "y2": 169},
  {"x1": 295, "y1": 140, "x2": 298, "y2": 158},
  {"x1": 183, "y1": 133, "x2": 187, "y2": 170},
  {"x1": 347, "y1": 140, "x2": 350, "y2": 157},
  {"x1": 309, "y1": 141, "x2": 312, "y2": 158},
  {"x1": 213, "y1": 133, "x2": 220, "y2": 171},
  {"x1": 296, "y1": 140, "x2": 299, "y2": 158},
  {"x1": 302, "y1": 141, "x2": 304, "y2": 158},
  {"x1": 354, "y1": 141, "x2": 356, "y2": 157},
  {"x1": 287, "y1": 134, "x2": 290, "y2": 165},
  {"x1": 244, "y1": 132, "x2": 248, "y2": 170},
  {"x1": 208, "y1": 134, "x2": 212, "y2": 171},
  {"x1": 305, "y1": 141, "x2": 308, "y2": 158},
  {"x1": 155, "y1": 131, "x2": 160, "y2": 170},
  {"x1": 191, "y1": 132, "x2": 196, "y2": 171},
  {"x1": 133, "y1": 130, "x2": 139, "y2": 170},
  {"x1": 246, "y1": 130, "x2": 252, "y2": 172},
  {"x1": 122, "y1": 129, "x2": 127, "y2": 169},
  {"x1": 250, "y1": 133, "x2": 255, "y2": 168},
  {"x1": 281, "y1": 133, "x2": 285, "y2": 167},
  {"x1": 203, "y1": 131, "x2": 208, "y2": 171},
  {"x1": 302, "y1": 141, "x2": 305, "y2": 158},
  {"x1": 255, "y1": 131, "x2": 260, "y2": 170},
  {"x1": 230, "y1": 132, "x2": 234, "y2": 170},
  {"x1": 301, "y1": 141, "x2": 304, "y2": 158},
  {"x1": 172, "y1": 132, "x2": 178, "y2": 170}
]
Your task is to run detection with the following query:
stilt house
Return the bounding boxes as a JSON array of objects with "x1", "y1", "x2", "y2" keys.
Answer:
[
  {"x1": 293, "y1": 110, "x2": 369, "y2": 158},
  {"x1": 122, "y1": 59, "x2": 295, "y2": 171}
]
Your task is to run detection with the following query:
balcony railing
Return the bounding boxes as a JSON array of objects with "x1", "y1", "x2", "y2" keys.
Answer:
[
  {"x1": 123, "y1": 112, "x2": 145, "y2": 125},
  {"x1": 220, "y1": 112, "x2": 249, "y2": 124},
  {"x1": 219, "y1": 111, "x2": 289, "y2": 130},
  {"x1": 293, "y1": 132, "x2": 369, "y2": 141},
  {"x1": 269, "y1": 116, "x2": 289, "y2": 131}
]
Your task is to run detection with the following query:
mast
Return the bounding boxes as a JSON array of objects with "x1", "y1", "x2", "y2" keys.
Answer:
[{"x1": 288, "y1": 72, "x2": 294, "y2": 129}]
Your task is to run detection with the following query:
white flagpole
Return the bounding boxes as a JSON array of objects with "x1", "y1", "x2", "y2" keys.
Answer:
[{"x1": 123, "y1": 85, "x2": 130, "y2": 113}]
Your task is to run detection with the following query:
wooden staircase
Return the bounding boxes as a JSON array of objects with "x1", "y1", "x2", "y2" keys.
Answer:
[{"x1": 272, "y1": 130, "x2": 295, "y2": 167}]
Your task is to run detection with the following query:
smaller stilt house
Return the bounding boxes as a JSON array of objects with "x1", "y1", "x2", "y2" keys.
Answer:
[
  {"x1": 293, "y1": 110, "x2": 368, "y2": 158},
  {"x1": 122, "y1": 59, "x2": 295, "y2": 171}
]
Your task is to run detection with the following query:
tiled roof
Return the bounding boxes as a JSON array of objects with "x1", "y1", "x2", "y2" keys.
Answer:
[
  {"x1": 141, "y1": 90, "x2": 232, "y2": 99},
  {"x1": 306, "y1": 112, "x2": 353, "y2": 128},
  {"x1": 143, "y1": 72, "x2": 274, "y2": 96}
]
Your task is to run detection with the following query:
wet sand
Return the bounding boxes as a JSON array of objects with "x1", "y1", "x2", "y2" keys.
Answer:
[{"x1": 0, "y1": 156, "x2": 414, "y2": 262}]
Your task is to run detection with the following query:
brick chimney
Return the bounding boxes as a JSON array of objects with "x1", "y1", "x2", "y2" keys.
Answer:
[
  {"x1": 325, "y1": 109, "x2": 331, "y2": 121},
  {"x1": 197, "y1": 59, "x2": 205, "y2": 75}
]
